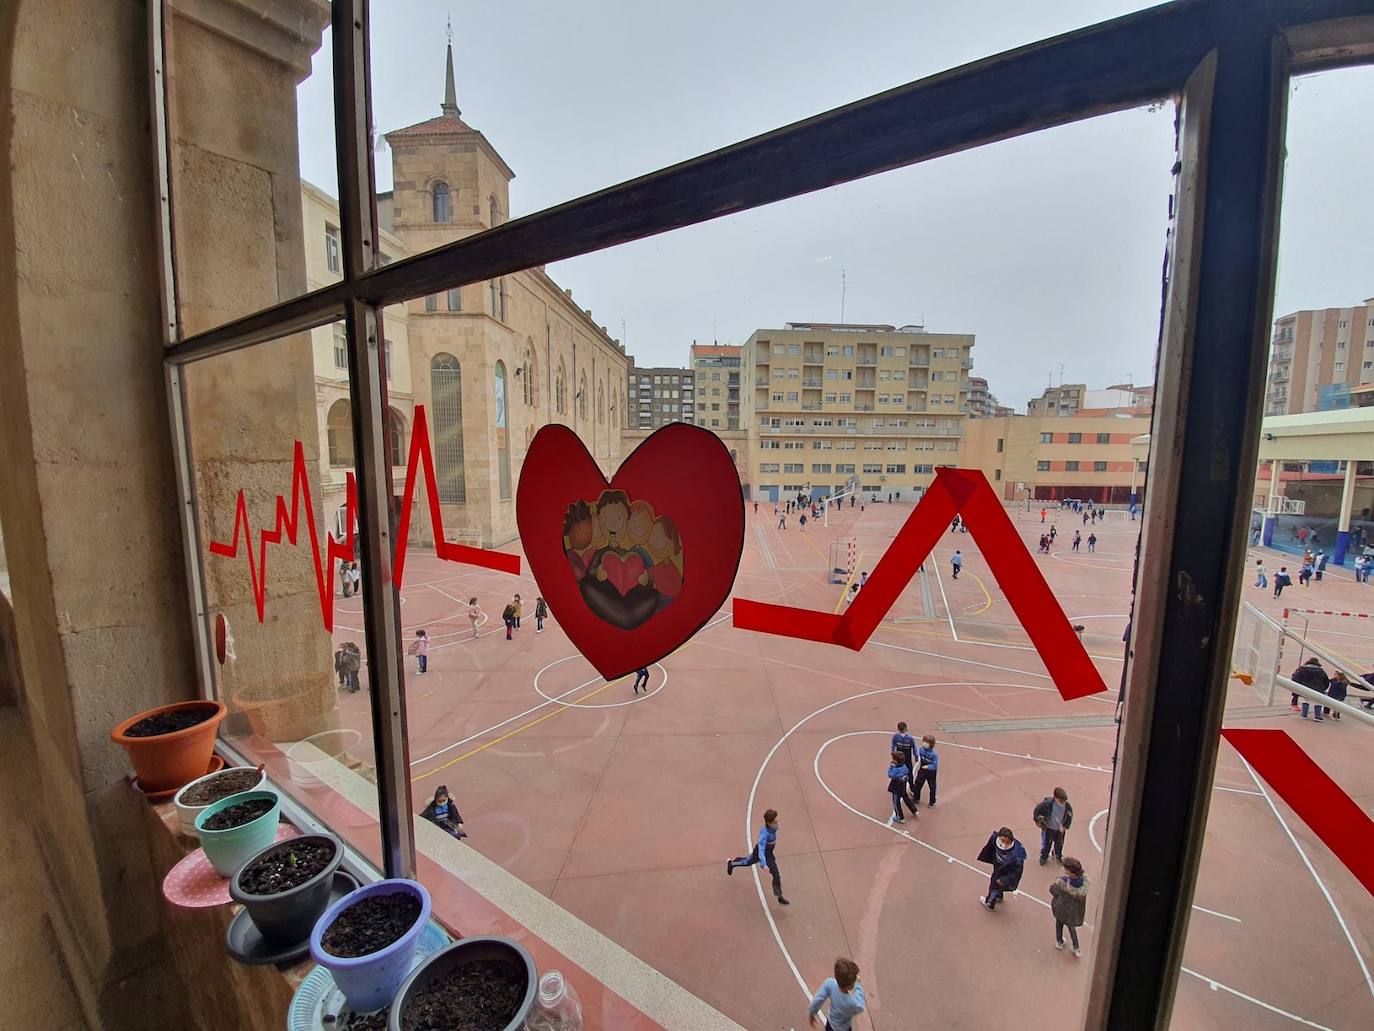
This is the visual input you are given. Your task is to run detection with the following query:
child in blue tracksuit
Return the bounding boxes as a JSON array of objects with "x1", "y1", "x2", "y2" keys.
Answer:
[
  {"x1": 726, "y1": 809, "x2": 789, "y2": 904},
  {"x1": 891, "y1": 722, "x2": 917, "y2": 790},
  {"x1": 809, "y1": 957, "x2": 865, "y2": 1030},
  {"x1": 913, "y1": 735, "x2": 939, "y2": 807},
  {"x1": 887, "y1": 752, "x2": 919, "y2": 823}
]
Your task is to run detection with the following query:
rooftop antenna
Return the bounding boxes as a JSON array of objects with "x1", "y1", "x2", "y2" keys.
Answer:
[
  {"x1": 839, "y1": 269, "x2": 848, "y2": 323},
  {"x1": 713, "y1": 316, "x2": 717, "y2": 345},
  {"x1": 1059, "y1": 363, "x2": 1066, "y2": 386}
]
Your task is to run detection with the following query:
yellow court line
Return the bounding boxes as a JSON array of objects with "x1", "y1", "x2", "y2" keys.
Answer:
[
  {"x1": 834, "y1": 550, "x2": 865, "y2": 614},
  {"x1": 799, "y1": 526, "x2": 829, "y2": 564},
  {"x1": 413, "y1": 615, "x2": 723, "y2": 781},
  {"x1": 967, "y1": 571, "x2": 993, "y2": 615},
  {"x1": 412, "y1": 675, "x2": 627, "y2": 782}
]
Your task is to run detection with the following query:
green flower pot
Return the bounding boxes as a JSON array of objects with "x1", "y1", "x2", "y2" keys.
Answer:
[{"x1": 194, "y1": 789, "x2": 282, "y2": 878}]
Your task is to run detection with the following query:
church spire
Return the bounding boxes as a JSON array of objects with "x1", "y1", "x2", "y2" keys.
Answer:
[{"x1": 441, "y1": 20, "x2": 460, "y2": 118}]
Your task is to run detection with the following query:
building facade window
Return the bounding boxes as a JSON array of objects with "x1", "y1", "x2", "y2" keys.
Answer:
[
  {"x1": 1097, "y1": 432, "x2": 1111, "y2": 443},
  {"x1": 432, "y1": 181, "x2": 451, "y2": 223},
  {"x1": 1066, "y1": 460, "x2": 1079, "y2": 471},
  {"x1": 388, "y1": 408, "x2": 405, "y2": 467},
  {"x1": 425, "y1": 294, "x2": 437, "y2": 312},
  {"x1": 1068, "y1": 432, "x2": 1083, "y2": 443},
  {"x1": 446, "y1": 287, "x2": 461, "y2": 311},
  {"x1": 495, "y1": 361, "x2": 511, "y2": 500},
  {"x1": 1037, "y1": 460, "x2": 1051, "y2": 472},
  {"x1": 430, "y1": 353, "x2": 466, "y2": 503},
  {"x1": 325, "y1": 224, "x2": 341, "y2": 273},
  {"x1": 333, "y1": 325, "x2": 347, "y2": 369},
  {"x1": 1094, "y1": 461, "x2": 1109, "y2": 472},
  {"x1": 326, "y1": 399, "x2": 353, "y2": 466}
]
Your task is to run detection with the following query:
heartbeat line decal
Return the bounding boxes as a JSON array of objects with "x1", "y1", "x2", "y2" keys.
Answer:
[
  {"x1": 208, "y1": 404, "x2": 520, "y2": 631},
  {"x1": 733, "y1": 467, "x2": 1108, "y2": 701}
]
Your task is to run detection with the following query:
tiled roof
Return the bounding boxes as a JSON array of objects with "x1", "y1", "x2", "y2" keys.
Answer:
[{"x1": 386, "y1": 114, "x2": 479, "y2": 138}]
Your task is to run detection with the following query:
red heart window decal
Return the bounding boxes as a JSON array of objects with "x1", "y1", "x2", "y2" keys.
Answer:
[{"x1": 517, "y1": 424, "x2": 744, "y2": 680}]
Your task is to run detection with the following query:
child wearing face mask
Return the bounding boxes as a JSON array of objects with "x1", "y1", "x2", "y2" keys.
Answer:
[{"x1": 977, "y1": 826, "x2": 1027, "y2": 911}]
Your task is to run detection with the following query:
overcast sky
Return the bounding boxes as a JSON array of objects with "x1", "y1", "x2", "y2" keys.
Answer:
[{"x1": 297, "y1": 2, "x2": 1374, "y2": 411}]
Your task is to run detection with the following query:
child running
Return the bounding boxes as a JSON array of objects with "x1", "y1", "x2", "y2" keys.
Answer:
[
  {"x1": 726, "y1": 808, "x2": 789, "y2": 905},
  {"x1": 808, "y1": 957, "x2": 865, "y2": 1030},
  {"x1": 467, "y1": 597, "x2": 482, "y2": 638}
]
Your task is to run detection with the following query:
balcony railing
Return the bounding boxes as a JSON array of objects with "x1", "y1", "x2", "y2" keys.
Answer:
[
  {"x1": 857, "y1": 357, "x2": 877, "y2": 366},
  {"x1": 755, "y1": 379, "x2": 768, "y2": 386},
  {"x1": 854, "y1": 403, "x2": 875, "y2": 411},
  {"x1": 801, "y1": 403, "x2": 824, "y2": 411},
  {"x1": 803, "y1": 379, "x2": 823, "y2": 388}
]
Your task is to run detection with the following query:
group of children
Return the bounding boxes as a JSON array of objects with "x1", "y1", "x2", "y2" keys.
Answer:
[
  {"x1": 887, "y1": 722, "x2": 939, "y2": 821},
  {"x1": 730, "y1": 784, "x2": 1092, "y2": 1027}
]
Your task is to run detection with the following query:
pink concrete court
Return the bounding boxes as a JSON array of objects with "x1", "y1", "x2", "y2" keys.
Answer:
[{"x1": 328, "y1": 500, "x2": 1374, "y2": 1030}]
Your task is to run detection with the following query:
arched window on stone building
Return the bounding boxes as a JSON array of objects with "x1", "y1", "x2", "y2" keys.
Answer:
[
  {"x1": 579, "y1": 372, "x2": 588, "y2": 420},
  {"x1": 489, "y1": 195, "x2": 501, "y2": 226},
  {"x1": 432, "y1": 181, "x2": 451, "y2": 223},
  {"x1": 596, "y1": 380, "x2": 604, "y2": 425},
  {"x1": 388, "y1": 408, "x2": 406, "y2": 467},
  {"x1": 495, "y1": 361, "x2": 512, "y2": 500},
  {"x1": 556, "y1": 362, "x2": 566, "y2": 415},
  {"x1": 528, "y1": 352, "x2": 538, "y2": 408},
  {"x1": 327, "y1": 399, "x2": 353, "y2": 467},
  {"x1": 430, "y1": 353, "x2": 465, "y2": 503}
]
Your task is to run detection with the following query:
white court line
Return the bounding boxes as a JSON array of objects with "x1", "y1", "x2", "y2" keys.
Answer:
[
  {"x1": 931, "y1": 557, "x2": 960, "y2": 642},
  {"x1": 1176, "y1": 970, "x2": 1335, "y2": 1031},
  {"x1": 1238, "y1": 753, "x2": 1374, "y2": 1000},
  {"x1": 1089, "y1": 808, "x2": 1108, "y2": 854},
  {"x1": 1214, "y1": 785, "x2": 1264, "y2": 797},
  {"x1": 870, "y1": 639, "x2": 1121, "y2": 704},
  {"x1": 410, "y1": 611, "x2": 734, "y2": 767}
]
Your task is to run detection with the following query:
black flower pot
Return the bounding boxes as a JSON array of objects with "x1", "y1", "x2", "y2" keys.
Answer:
[
  {"x1": 229, "y1": 833, "x2": 343, "y2": 947},
  {"x1": 388, "y1": 936, "x2": 536, "y2": 1031}
]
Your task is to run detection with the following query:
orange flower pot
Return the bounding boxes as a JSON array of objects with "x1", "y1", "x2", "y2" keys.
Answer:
[{"x1": 110, "y1": 700, "x2": 228, "y2": 794}]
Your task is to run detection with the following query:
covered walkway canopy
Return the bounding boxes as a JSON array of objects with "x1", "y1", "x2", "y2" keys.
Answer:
[{"x1": 1131, "y1": 407, "x2": 1374, "y2": 562}]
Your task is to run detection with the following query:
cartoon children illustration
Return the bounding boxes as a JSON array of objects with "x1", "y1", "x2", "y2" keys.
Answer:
[
  {"x1": 563, "y1": 500, "x2": 596, "y2": 580},
  {"x1": 646, "y1": 515, "x2": 684, "y2": 607},
  {"x1": 626, "y1": 499, "x2": 656, "y2": 586},
  {"x1": 593, "y1": 489, "x2": 631, "y2": 551}
]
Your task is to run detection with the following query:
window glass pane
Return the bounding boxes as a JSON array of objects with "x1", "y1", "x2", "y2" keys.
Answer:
[
  {"x1": 166, "y1": 2, "x2": 337, "y2": 335},
  {"x1": 1170, "y1": 64, "x2": 1374, "y2": 1031},
  {"x1": 182, "y1": 323, "x2": 384, "y2": 868}
]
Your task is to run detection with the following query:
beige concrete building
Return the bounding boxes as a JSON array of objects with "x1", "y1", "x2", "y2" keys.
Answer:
[
  {"x1": 375, "y1": 44, "x2": 630, "y2": 546},
  {"x1": 967, "y1": 375, "x2": 1000, "y2": 417},
  {"x1": 744, "y1": 323, "x2": 972, "y2": 502},
  {"x1": 628, "y1": 364, "x2": 696, "y2": 429},
  {"x1": 691, "y1": 344, "x2": 743, "y2": 430},
  {"x1": 965, "y1": 412, "x2": 1153, "y2": 505},
  {"x1": 1265, "y1": 295, "x2": 1374, "y2": 416}
]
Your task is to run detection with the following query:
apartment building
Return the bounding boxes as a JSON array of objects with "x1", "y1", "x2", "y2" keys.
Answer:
[
  {"x1": 1026, "y1": 382, "x2": 1088, "y2": 417},
  {"x1": 964, "y1": 411, "x2": 1152, "y2": 505},
  {"x1": 744, "y1": 322, "x2": 973, "y2": 502},
  {"x1": 1265, "y1": 296, "x2": 1374, "y2": 415},
  {"x1": 967, "y1": 376, "x2": 1000, "y2": 417},
  {"x1": 690, "y1": 344, "x2": 743, "y2": 430},
  {"x1": 628, "y1": 364, "x2": 695, "y2": 429}
]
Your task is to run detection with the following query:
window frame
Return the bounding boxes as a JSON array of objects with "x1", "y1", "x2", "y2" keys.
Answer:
[{"x1": 151, "y1": 6, "x2": 1374, "y2": 1028}]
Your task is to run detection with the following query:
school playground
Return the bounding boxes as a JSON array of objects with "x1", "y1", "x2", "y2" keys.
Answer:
[{"x1": 328, "y1": 500, "x2": 1373, "y2": 1031}]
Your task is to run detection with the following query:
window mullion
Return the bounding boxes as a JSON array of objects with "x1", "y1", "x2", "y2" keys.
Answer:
[{"x1": 333, "y1": 0, "x2": 416, "y2": 880}]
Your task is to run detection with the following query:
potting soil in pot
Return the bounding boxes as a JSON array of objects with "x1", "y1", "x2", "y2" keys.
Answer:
[
  {"x1": 320, "y1": 892, "x2": 422, "y2": 958},
  {"x1": 238, "y1": 840, "x2": 335, "y2": 894},
  {"x1": 400, "y1": 959, "x2": 525, "y2": 1031},
  {"x1": 179, "y1": 769, "x2": 261, "y2": 806},
  {"x1": 331, "y1": 1008, "x2": 390, "y2": 1030},
  {"x1": 200, "y1": 797, "x2": 276, "y2": 831},
  {"x1": 125, "y1": 707, "x2": 216, "y2": 738}
]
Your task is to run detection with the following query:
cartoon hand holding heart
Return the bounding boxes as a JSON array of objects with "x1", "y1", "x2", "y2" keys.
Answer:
[{"x1": 517, "y1": 424, "x2": 744, "y2": 681}]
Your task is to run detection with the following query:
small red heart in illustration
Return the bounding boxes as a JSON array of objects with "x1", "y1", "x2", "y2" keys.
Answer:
[
  {"x1": 600, "y1": 552, "x2": 647, "y2": 597},
  {"x1": 517, "y1": 424, "x2": 745, "y2": 681}
]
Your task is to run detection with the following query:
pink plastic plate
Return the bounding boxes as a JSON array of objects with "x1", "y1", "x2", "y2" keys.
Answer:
[{"x1": 161, "y1": 823, "x2": 298, "y2": 908}]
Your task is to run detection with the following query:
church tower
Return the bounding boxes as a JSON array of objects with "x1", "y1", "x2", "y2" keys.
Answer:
[{"x1": 384, "y1": 35, "x2": 514, "y2": 250}]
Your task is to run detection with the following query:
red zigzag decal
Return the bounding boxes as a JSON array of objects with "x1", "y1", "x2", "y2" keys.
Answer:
[
  {"x1": 208, "y1": 404, "x2": 520, "y2": 632},
  {"x1": 733, "y1": 467, "x2": 1108, "y2": 701}
]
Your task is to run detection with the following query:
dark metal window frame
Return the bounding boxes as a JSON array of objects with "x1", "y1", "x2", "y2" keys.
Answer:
[{"x1": 149, "y1": 2, "x2": 1374, "y2": 1028}]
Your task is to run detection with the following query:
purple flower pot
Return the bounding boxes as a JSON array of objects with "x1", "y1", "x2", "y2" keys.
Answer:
[{"x1": 309, "y1": 879, "x2": 432, "y2": 1013}]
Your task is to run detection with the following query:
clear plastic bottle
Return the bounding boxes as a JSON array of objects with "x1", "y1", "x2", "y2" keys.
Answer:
[{"x1": 523, "y1": 970, "x2": 582, "y2": 1031}]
